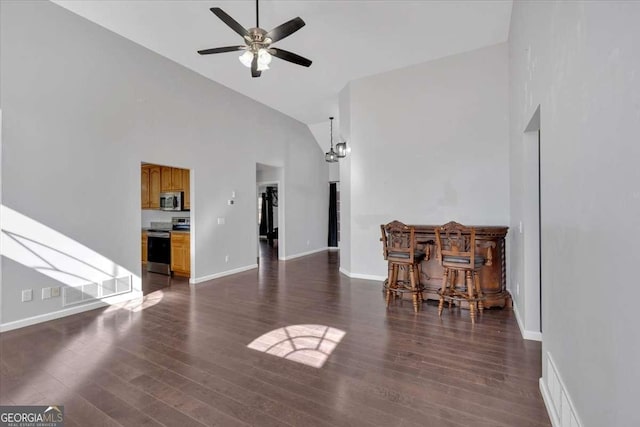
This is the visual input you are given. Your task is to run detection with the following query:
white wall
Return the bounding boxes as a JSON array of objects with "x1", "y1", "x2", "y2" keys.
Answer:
[
  {"x1": 509, "y1": 2, "x2": 640, "y2": 426},
  {"x1": 342, "y1": 43, "x2": 510, "y2": 278},
  {"x1": 0, "y1": 1, "x2": 327, "y2": 326}
]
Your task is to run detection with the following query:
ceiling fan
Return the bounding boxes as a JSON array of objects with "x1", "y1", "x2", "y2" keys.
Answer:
[{"x1": 197, "y1": 0, "x2": 312, "y2": 78}]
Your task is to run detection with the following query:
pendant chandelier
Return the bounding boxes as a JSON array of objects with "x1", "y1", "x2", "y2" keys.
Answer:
[{"x1": 325, "y1": 117, "x2": 347, "y2": 163}]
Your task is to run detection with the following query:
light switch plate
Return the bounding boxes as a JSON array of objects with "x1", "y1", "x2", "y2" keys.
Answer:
[
  {"x1": 217, "y1": 217, "x2": 225, "y2": 225},
  {"x1": 22, "y1": 289, "x2": 33, "y2": 302}
]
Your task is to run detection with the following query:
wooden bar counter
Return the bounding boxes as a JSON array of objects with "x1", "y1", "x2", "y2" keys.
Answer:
[{"x1": 411, "y1": 225, "x2": 511, "y2": 309}]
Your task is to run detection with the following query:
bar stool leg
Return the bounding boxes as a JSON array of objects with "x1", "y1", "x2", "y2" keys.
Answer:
[
  {"x1": 385, "y1": 263, "x2": 393, "y2": 307},
  {"x1": 409, "y1": 265, "x2": 419, "y2": 313},
  {"x1": 474, "y1": 271, "x2": 484, "y2": 313},
  {"x1": 466, "y1": 271, "x2": 476, "y2": 324},
  {"x1": 416, "y1": 263, "x2": 423, "y2": 308},
  {"x1": 438, "y1": 268, "x2": 449, "y2": 317}
]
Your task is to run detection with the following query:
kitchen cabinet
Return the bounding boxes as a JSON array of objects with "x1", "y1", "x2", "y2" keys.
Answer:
[
  {"x1": 161, "y1": 166, "x2": 173, "y2": 192},
  {"x1": 142, "y1": 164, "x2": 188, "y2": 209},
  {"x1": 141, "y1": 165, "x2": 161, "y2": 209},
  {"x1": 142, "y1": 231, "x2": 148, "y2": 265},
  {"x1": 171, "y1": 168, "x2": 183, "y2": 192},
  {"x1": 182, "y1": 169, "x2": 190, "y2": 210},
  {"x1": 141, "y1": 166, "x2": 150, "y2": 208},
  {"x1": 161, "y1": 166, "x2": 185, "y2": 192},
  {"x1": 170, "y1": 232, "x2": 190, "y2": 277}
]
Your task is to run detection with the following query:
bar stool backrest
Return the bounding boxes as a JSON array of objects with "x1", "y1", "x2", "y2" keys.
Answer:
[
  {"x1": 381, "y1": 220, "x2": 416, "y2": 265},
  {"x1": 435, "y1": 221, "x2": 477, "y2": 269}
]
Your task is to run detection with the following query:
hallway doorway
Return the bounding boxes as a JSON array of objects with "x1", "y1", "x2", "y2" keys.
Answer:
[{"x1": 256, "y1": 163, "x2": 284, "y2": 263}]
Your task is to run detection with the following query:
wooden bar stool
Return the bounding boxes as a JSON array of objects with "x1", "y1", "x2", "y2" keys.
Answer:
[
  {"x1": 381, "y1": 221, "x2": 426, "y2": 313},
  {"x1": 435, "y1": 221, "x2": 486, "y2": 323}
]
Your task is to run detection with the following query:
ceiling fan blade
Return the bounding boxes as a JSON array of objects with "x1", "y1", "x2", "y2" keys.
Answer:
[
  {"x1": 198, "y1": 46, "x2": 245, "y2": 55},
  {"x1": 251, "y1": 55, "x2": 262, "y2": 78},
  {"x1": 266, "y1": 17, "x2": 305, "y2": 43},
  {"x1": 269, "y1": 48, "x2": 312, "y2": 67},
  {"x1": 210, "y1": 7, "x2": 250, "y2": 39}
]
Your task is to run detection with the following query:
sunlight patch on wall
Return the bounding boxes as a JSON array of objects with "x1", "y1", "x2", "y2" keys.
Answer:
[
  {"x1": 247, "y1": 324, "x2": 346, "y2": 368},
  {"x1": 0, "y1": 205, "x2": 137, "y2": 302}
]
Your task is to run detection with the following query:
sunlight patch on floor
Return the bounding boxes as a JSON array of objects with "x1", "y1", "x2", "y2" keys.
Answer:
[{"x1": 247, "y1": 324, "x2": 346, "y2": 368}]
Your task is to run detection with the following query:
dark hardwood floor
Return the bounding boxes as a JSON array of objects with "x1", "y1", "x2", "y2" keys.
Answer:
[{"x1": 0, "y1": 249, "x2": 550, "y2": 426}]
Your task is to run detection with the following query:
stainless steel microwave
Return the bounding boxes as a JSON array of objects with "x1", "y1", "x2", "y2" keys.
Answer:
[{"x1": 160, "y1": 191, "x2": 183, "y2": 211}]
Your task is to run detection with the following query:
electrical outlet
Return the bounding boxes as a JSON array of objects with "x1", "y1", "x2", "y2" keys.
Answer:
[
  {"x1": 42, "y1": 287, "x2": 52, "y2": 299},
  {"x1": 231, "y1": 191, "x2": 236, "y2": 198},
  {"x1": 51, "y1": 287, "x2": 61, "y2": 298},
  {"x1": 225, "y1": 255, "x2": 229, "y2": 263},
  {"x1": 22, "y1": 289, "x2": 33, "y2": 302},
  {"x1": 217, "y1": 217, "x2": 225, "y2": 225}
]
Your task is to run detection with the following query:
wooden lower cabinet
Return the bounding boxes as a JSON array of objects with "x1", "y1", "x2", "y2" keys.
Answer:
[
  {"x1": 170, "y1": 232, "x2": 190, "y2": 277},
  {"x1": 141, "y1": 231, "x2": 148, "y2": 265}
]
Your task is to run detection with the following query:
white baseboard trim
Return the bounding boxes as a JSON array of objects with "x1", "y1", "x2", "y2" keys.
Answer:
[
  {"x1": 338, "y1": 268, "x2": 386, "y2": 281},
  {"x1": 190, "y1": 264, "x2": 258, "y2": 284},
  {"x1": 281, "y1": 247, "x2": 328, "y2": 261},
  {"x1": 540, "y1": 377, "x2": 560, "y2": 427},
  {"x1": 513, "y1": 301, "x2": 543, "y2": 341},
  {"x1": 339, "y1": 267, "x2": 351, "y2": 277},
  {"x1": 328, "y1": 246, "x2": 339, "y2": 251},
  {"x1": 0, "y1": 290, "x2": 143, "y2": 333}
]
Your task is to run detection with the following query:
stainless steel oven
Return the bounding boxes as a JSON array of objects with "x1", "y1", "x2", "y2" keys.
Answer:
[{"x1": 147, "y1": 231, "x2": 171, "y2": 275}]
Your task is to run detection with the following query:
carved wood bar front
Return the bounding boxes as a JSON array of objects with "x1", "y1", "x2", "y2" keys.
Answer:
[{"x1": 410, "y1": 225, "x2": 510, "y2": 309}]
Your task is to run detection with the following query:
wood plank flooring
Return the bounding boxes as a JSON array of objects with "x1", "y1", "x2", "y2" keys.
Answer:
[{"x1": 0, "y1": 246, "x2": 550, "y2": 426}]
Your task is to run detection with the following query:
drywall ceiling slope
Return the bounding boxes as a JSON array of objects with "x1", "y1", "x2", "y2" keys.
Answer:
[{"x1": 52, "y1": 0, "x2": 512, "y2": 125}]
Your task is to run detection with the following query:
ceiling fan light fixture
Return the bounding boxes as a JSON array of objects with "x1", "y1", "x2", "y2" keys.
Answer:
[
  {"x1": 239, "y1": 50, "x2": 254, "y2": 67},
  {"x1": 258, "y1": 48, "x2": 272, "y2": 66},
  {"x1": 198, "y1": 1, "x2": 312, "y2": 78}
]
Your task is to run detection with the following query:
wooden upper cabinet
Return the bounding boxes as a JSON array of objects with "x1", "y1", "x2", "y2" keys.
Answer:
[
  {"x1": 160, "y1": 166, "x2": 173, "y2": 192},
  {"x1": 141, "y1": 166, "x2": 150, "y2": 208},
  {"x1": 171, "y1": 168, "x2": 183, "y2": 192},
  {"x1": 142, "y1": 165, "x2": 161, "y2": 209},
  {"x1": 143, "y1": 164, "x2": 187, "y2": 209},
  {"x1": 182, "y1": 169, "x2": 190, "y2": 210},
  {"x1": 149, "y1": 166, "x2": 161, "y2": 209}
]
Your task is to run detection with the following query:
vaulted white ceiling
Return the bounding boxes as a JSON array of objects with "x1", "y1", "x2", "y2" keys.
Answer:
[{"x1": 52, "y1": 0, "x2": 512, "y2": 126}]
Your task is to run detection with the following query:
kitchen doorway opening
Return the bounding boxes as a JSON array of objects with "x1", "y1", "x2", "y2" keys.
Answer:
[
  {"x1": 256, "y1": 163, "x2": 284, "y2": 264},
  {"x1": 140, "y1": 161, "x2": 192, "y2": 294}
]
